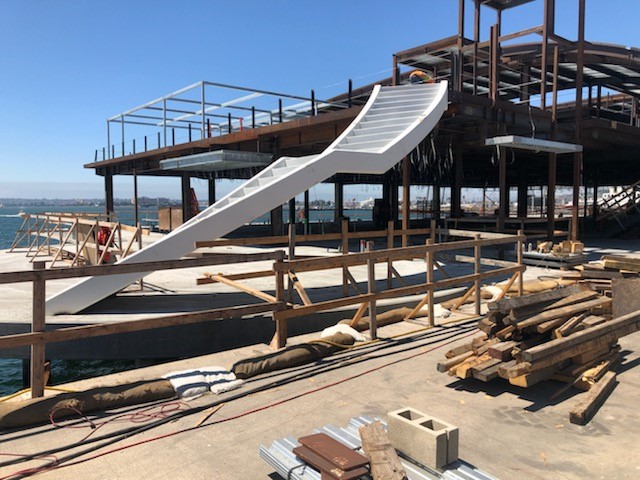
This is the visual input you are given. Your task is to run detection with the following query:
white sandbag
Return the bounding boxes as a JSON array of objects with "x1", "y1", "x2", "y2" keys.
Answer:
[
  {"x1": 321, "y1": 324, "x2": 366, "y2": 342},
  {"x1": 200, "y1": 366, "x2": 244, "y2": 395},
  {"x1": 162, "y1": 369, "x2": 209, "y2": 398}
]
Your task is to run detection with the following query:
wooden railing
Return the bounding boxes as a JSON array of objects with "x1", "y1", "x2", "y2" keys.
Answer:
[
  {"x1": 265, "y1": 225, "x2": 525, "y2": 348},
  {"x1": 0, "y1": 251, "x2": 284, "y2": 399},
  {"x1": 0, "y1": 223, "x2": 525, "y2": 398},
  {"x1": 9, "y1": 213, "x2": 150, "y2": 267},
  {"x1": 443, "y1": 216, "x2": 571, "y2": 241}
]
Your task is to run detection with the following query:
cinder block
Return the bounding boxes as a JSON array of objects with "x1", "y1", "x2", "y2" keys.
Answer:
[{"x1": 387, "y1": 407, "x2": 459, "y2": 469}]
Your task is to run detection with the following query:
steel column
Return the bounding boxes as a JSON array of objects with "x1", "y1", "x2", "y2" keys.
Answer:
[
  {"x1": 201, "y1": 82, "x2": 206, "y2": 139},
  {"x1": 452, "y1": 141, "x2": 463, "y2": 218},
  {"x1": 181, "y1": 173, "x2": 191, "y2": 223},
  {"x1": 402, "y1": 156, "x2": 410, "y2": 247},
  {"x1": 547, "y1": 153, "x2": 557, "y2": 240},
  {"x1": 104, "y1": 171, "x2": 114, "y2": 218},
  {"x1": 208, "y1": 177, "x2": 216, "y2": 206},
  {"x1": 572, "y1": 0, "x2": 585, "y2": 241},
  {"x1": 497, "y1": 146, "x2": 507, "y2": 232}
]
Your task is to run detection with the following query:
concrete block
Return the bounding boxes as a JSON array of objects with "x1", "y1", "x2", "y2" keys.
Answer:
[{"x1": 387, "y1": 407, "x2": 459, "y2": 469}]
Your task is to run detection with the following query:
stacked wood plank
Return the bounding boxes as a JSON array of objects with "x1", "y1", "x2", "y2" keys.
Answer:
[
  {"x1": 562, "y1": 255, "x2": 640, "y2": 295},
  {"x1": 437, "y1": 284, "x2": 640, "y2": 424}
]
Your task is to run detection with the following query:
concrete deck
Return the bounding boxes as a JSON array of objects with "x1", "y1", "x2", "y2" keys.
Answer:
[
  {"x1": 0, "y1": 313, "x2": 638, "y2": 479},
  {"x1": 1, "y1": 239, "x2": 639, "y2": 479}
]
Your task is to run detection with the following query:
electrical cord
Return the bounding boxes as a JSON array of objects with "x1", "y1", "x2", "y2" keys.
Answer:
[{"x1": 0, "y1": 323, "x2": 478, "y2": 478}]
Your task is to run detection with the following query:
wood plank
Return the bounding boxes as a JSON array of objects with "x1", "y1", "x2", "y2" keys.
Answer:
[
  {"x1": 288, "y1": 271, "x2": 312, "y2": 306},
  {"x1": 453, "y1": 354, "x2": 492, "y2": 379},
  {"x1": 473, "y1": 338, "x2": 501, "y2": 356},
  {"x1": 488, "y1": 284, "x2": 588, "y2": 313},
  {"x1": 0, "y1": 251, "x2": 284, "y2": 284},
  {"x1": 348, "y1": 302, "x2": 369, "y2": 328},
  {"x1": 554, "y1": 312, "x2": 589, "y2": 338},
  {"x1": 496, "y1": 360, "x2": 518, "y2": 379},
  {"x1": 509, "y1": 290, "x2": 599, "y2": 321},
  {"x1": 571, "y1": 346, "x2": 613, "y2": 365},
  {"x1": 513, "y1": 297, "x2": 611, "y2": 330},
  {"x1": 444, "y1": 341, "x2": 474, "y2": 359},
  {"x1": 495, "y1": 324, "x2": 515, "y2": 340},
  {"x1": 487, "y1": 341, "x2": 518, "y2": 361},
  {"x1": 536, "y1": 315, "x2": 572, "y2": 334},
  {"x1": 437, "y1": 351, "x2": 475, "y2": 373},
  {"x1": 0, "y1": 303, "x2": 281, "y2": 350},
  {"x1": 470, "y1": 357, "x2": 502, "y2": 377},
  {"x1": 522, "y1": 310, "x2": 640, "y2": 362},
  {"x1": 359, "y1": 421, "x2": 407, "y2": 480},
  {"x1": 473, "y1": 361, "x2": 505, "y2": 382},
  {"x1": 206, "y1": 274, "x2": 278, "y2": 303},
  {"x1": 602, "y1": 255, "x2": 640, "y2": 273},
  {"x1": 569, "y1": 371, "x2": 618, "y2": 425},
  {"x1": 509, "y1": 363, "x2": 560, "y2": 387},
  {"x1": 522, "y1": 335, "x2": 618, "y2": 374},
  {"x1": 198, "y1": 269, "x2": 273, "y2": 284}
]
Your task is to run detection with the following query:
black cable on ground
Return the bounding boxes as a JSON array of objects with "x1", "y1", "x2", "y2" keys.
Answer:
[{"x1": 1, "y1": 322, "x2": 478, "y2": 478}]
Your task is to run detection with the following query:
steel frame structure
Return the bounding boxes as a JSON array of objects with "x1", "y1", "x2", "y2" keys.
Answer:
[{"x1": 86, "y1": 0, "x2": 640, "y2": 242}]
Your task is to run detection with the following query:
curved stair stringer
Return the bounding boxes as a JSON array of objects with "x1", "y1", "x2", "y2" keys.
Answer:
[{"x1": 46, "y1": 82, "x2": 448, "y2": 315}]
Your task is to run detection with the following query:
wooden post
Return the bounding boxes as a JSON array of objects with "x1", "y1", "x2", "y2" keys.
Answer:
[
  {"x1": 474, "y1": 234, "x2": 482, "y2": 316},
  {"x1": 342, "y1": 219, "x2": 349, "y2": 296},
  {"x1": 287, "y1": 223, "x2": 295, "y2": 302},
  {"x1": 366, "y1": 241, "x2": 377, "y2": 340},
  {"x1": 517, "y1": 229, "x2": 524, "y2": 296},
  {"x1": 426, "y1": 238, "x2": 435, "y2": 326},
  {"x1": 387, "y1": 220, "x2": 394, "y2": 289},
  {"x1": 31, "y1": 261, "x2": 46, "y2": 398},
  {"x1": 430, "y1": 218, "x2": 437, "y2": 243},
  {"x1": 271, "y1": 259, "x2": 287, "y2": 349}
]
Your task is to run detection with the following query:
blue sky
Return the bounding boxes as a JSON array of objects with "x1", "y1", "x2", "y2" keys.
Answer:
[{"x1": 0, "y1": 0, "x2": 638, "y2": 200}]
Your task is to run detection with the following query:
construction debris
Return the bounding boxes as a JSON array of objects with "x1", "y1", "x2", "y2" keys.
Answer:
[
  {"x1": 438, "y1": 284, "x2": 639, "y2": 424},
  {"x1": 293, "y1": 432, "x2": 370, "y2": 480},
  {"x1": 359, "y1": 421, "x2": 407, "y2": 480},
  {"x1": 562, "y1": 255, "x2": 640, "y2": 296},
  {"x1": 522, "y1": 244, "x2": 588, "y2": 269}
]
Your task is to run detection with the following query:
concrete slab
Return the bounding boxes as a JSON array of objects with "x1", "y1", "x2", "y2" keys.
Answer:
[
  {"x1": 0, "y1": 316, "x2": 638, "y2": 479},
  {"x1": 1, "y1": 238, "x2": 640, "y2": 478}
]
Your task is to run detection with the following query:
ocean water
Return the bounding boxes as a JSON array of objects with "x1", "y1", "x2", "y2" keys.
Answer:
[
  {"x1": 0, "y1": 204, "x2": 373, "y2": 396},
  {"x1": 0, "y1": 204, "x2": 155, "y2": 396}
]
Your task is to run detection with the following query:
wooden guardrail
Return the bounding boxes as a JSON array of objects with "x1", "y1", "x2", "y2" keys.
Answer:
[
  {"x1": 9, "y1": 213, "x2": 151, "y2": 267},
  {"x1": 0, "y1": 223, "x2": 525, "y2": 399},
  {"x1": 0, "y1": 251, "x2": 284, "y2": 399},
  {"x1": 443, "y1": 216, "x2": 571, "y2": 241},
  {"x1": 266, "y1": 225, "x2": 526, "y2": 348}
]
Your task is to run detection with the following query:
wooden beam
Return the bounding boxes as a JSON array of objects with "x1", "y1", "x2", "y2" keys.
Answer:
[
  {"x1": 0, "y1": 303, "x2": 281, "y2": 350},
  {"x1": 288, "y1": 271, "x2": 312, "y2": 306},
  {"x1": 359, "y1": 422, "x2": 406, "y2": 480},
  {"x1": 569, "y1": 371, "x2": 617, "y2": 425},
  {"x1": 522, "y1": 309, "x2": 640, "y2": 362},
  {"x1": 0, "y1": 251, "x2": 284, "y2": 285},
  {"x1": 206, "y1": 274, "x2": 278, "y2": 303},
  {"x1": 514, "y1": 297, "x2": 611, "y2": 330}
]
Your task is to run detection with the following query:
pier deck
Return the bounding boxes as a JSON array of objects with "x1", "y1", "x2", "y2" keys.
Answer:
[{"x1": 0, "y1": 299, "x2": 638, "y2": 479}]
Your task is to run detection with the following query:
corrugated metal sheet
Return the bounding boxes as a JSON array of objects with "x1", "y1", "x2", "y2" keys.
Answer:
[{"x1": 259, "y1": 416, "x2": 499, "y2": 480}]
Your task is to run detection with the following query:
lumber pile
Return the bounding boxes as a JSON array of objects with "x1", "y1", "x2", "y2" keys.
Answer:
[
  {"x1": 562, "y1": 255, "x2": 640, "y2": 295},
  {"x1": 437, "y1": 284, "x2": 638, "y2": 424}
]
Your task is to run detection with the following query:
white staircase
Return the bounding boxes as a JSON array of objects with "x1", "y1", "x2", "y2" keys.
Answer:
[{"x1": 46, "y1": 82, "x2": 448, "y2": 315}]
